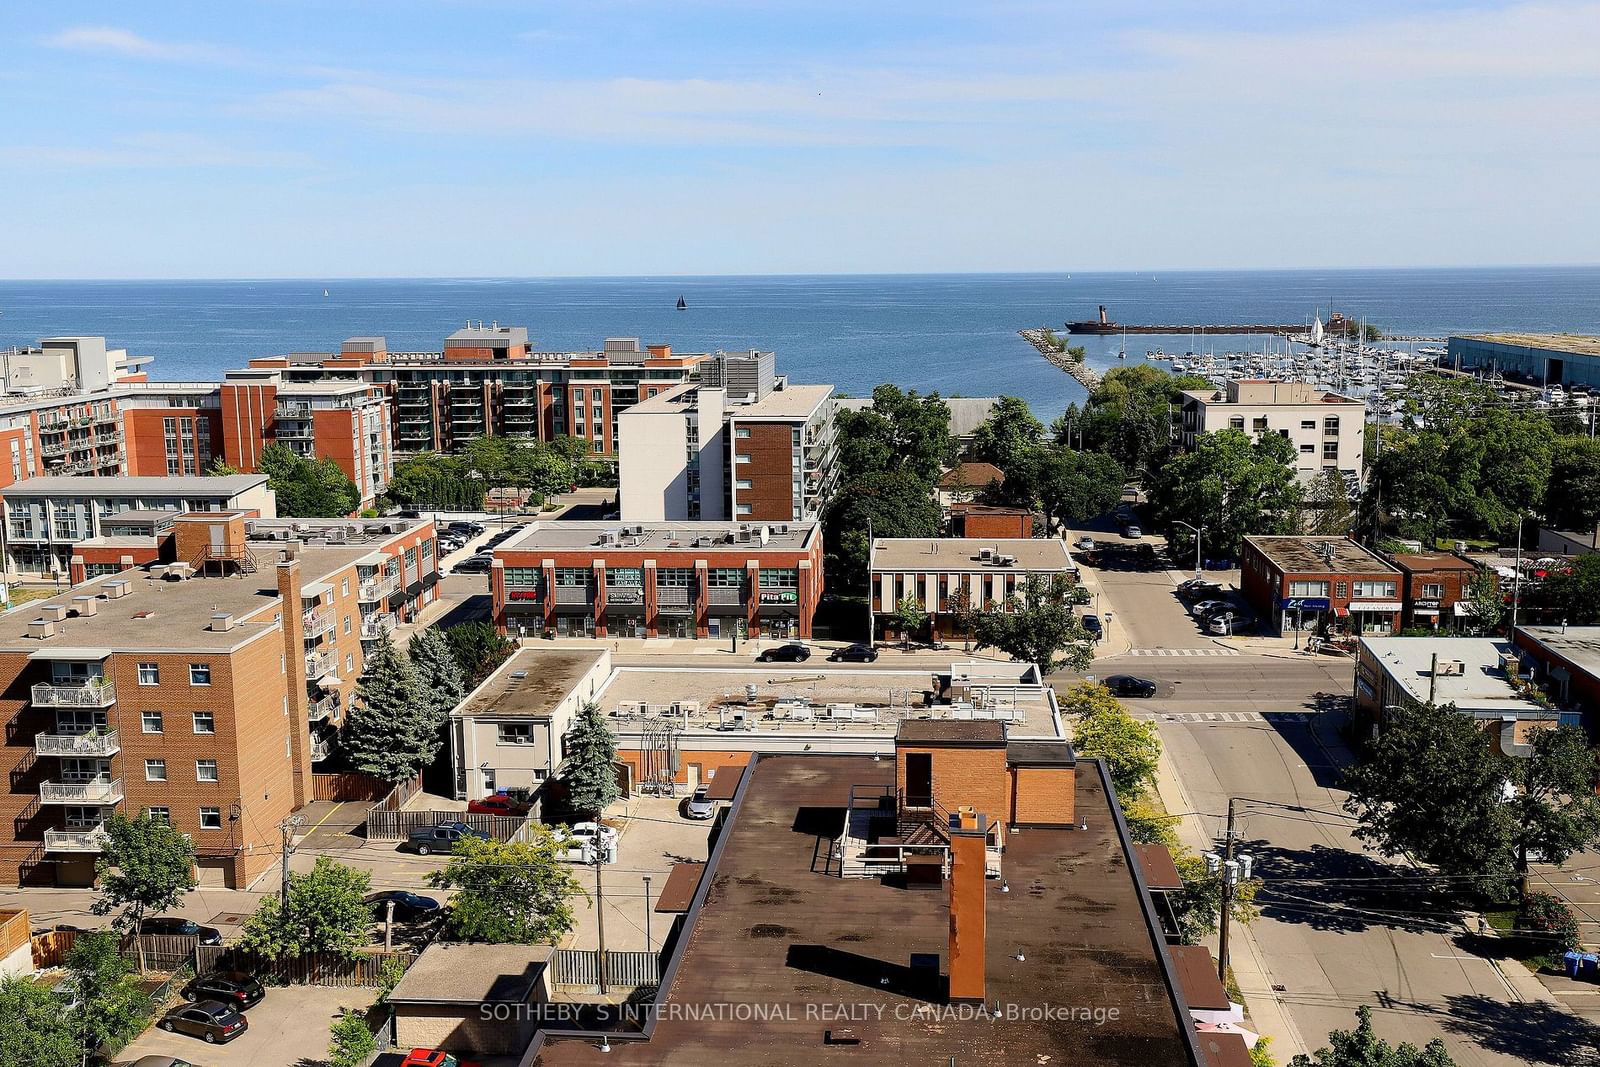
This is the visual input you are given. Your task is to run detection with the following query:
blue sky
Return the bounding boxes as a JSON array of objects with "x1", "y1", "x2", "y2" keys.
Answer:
[{"x1": 2, "y1": 1, "x2": 1597, "y2": 278}]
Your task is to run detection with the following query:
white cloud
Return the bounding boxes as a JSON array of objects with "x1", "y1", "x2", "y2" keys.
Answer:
[{"x1": 44, "y1": 25, "x2": 232, "y2": 65}]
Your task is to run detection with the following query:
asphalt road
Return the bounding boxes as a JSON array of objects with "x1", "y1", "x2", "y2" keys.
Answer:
[
  {"x1": 1163, "y1": 710, "x2": 1589, "y2": 1066},
  {"x1": 1064, "y1": 655, "x2": 1355, "y2": 716}
]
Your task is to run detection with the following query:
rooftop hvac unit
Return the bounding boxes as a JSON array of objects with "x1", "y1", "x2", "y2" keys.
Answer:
[
  {"x1": 1435, "y1": 659, "x2": 1466, "y2": 677},
  {"x1": 979, "y1": 547, "x2": 994, "y2": 561}
]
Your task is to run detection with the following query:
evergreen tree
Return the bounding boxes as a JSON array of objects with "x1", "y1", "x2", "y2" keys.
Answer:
[
  {"x1": 344, "y1": 634, "x2": 430, "y2": 783},
  {"x1": 563, "y1": 701, "x2": 620, "y2": 818},
  {"x1": 409, "y1": 626, "x2": 467, "y2": 737}
]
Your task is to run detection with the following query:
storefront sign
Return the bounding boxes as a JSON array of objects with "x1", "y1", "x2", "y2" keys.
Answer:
[
  {"x1": 606, "y1": 588, "x2": 643, "y2": 605},
  {"x1": 758, "y1": 590, "x2": 799, "y2": 605},
  {"x1": 507, "y1": 590, "x2": 542, "y2": 601},
  {"x1": 1279, "y1": 597, "x2": 1330, "y2": 612}
]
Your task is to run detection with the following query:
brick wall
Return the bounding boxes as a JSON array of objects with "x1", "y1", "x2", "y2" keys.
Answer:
[
  {"x1": 734, "y1": 422, "x2": 795, "y2": 521},
  {"x1": 895, "y1": 744, "x2": 1009, "y2": 823},
  {"x1": 1009, "y1": 765, "x2": 1076, "y2": 826}
]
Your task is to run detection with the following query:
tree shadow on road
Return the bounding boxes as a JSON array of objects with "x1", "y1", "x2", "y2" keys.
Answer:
[
  {"x1": 1440, "y1": 993, "x2": 1600, "y2": 1066},
  {"x1": 1247, "y1": 839, "x2": 1462, "y2": 935}
]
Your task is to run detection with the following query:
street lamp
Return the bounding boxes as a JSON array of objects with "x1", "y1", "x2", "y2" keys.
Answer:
[{"x1": 1172, "y1": 520, "x2": 1204, "y2": 579}]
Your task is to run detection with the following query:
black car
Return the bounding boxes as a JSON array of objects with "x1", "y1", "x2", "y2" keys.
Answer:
[
  {"x1": 452, "y1": 555, "x2": 493, "y2": 574},
  {"x1": 140, "y1": 917, "x2": 223, "y2": 945},
  {"x1": 1177, "y1": 579, "x2": 1223, "y2": 599},
  {"x1": 828, "y1": 643, "x2": 879, "y2": 663},
  {"x1": 405, "y1": 822, "x2": 489, "y2": 855},
  {"x1": 448, "y1": 521, "x2": 485, "y2": 536},
  {"x1": 1104, "y1": 675, "x2": 1158, "y2": 698},
  {"x1": 158, "y1": 999, "x2": 248, "y2": 1044},
  {"x1": 368, "y1": 890, "x2": 442, "y2": 923},
  {"x1": 183, "y1": 970, "x2": 265, "y2": 1009},
  {"x1": 758, "y1": 643, "x2": 811, "y2": 663},
  {"x1": 1081, "y1": 614, "x2": 1103, "y2": 640}
]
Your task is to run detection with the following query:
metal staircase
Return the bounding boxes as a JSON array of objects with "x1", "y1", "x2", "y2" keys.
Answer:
[{"x1": 191, "y1": 545, "x2": 259, "y2": 577}]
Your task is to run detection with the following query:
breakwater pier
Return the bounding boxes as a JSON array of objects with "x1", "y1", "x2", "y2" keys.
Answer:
[{"x1": 1020, "y1": 328, "x2": 1101, "y2": 390}]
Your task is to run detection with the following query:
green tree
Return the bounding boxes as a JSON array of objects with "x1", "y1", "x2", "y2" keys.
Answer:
[
  {"x1": 1056, "y1": 365, "x2": 1210, "y2": 475},
  {"x1": 259, "y1": 443, "x2": 362, "y2": 517},
  {"x1": 388, "y1": 453, "x2": 486, "y2": 511},
  {"x1": 823, "y1": 469, "x2": 942, "y2": 591},
  {"x1": 409, "y1": 625, "x2": 468, "y2": 732},
  {"x1": 428, "y1": 833, "x2": 584, "y2": 943},
  {"x1": 328, "y1": 1008, "x2": 378, "y2": 1067},
  {"x1": 835, "y1": 385, "x2": 955, "y2": 484},
  {"x1": 967, "y1": 395, "x2": 1044, "y2": 473},
  {"x1": 1063, "y1": 682, "x2": 1162, "y2": 797},
  {"x1": 563, "y1": 701, "x2": 620, "y2": 818},
  {"x1": 344, "y1": 634, "x2": 432, "y2": 783},
  {"x1": 1303, "y1": 469, "x2": 1355, "y2": 536},
  {"x1": 204, "y1": 459, "x2": 241, "y2": 477},
  {"x1": 1514, "y1": 891, "x2": 1580, "y2": 966},
  {"x1": 1171, "y1": 851, "x2": 1260, "y2": 945},
  {"x1": 444, "y1": 620, "x2": 518, "y2": 688},
  {"x1": 971, "y1": 574, "x2": 1094, "y2": 673},
  {"x1": 1400, "y1": 375, "x2": 1497, "y2": 434},
  {"x1": 1548, "y1": 438, "x2": 1600, "y2": 534},
  {"x1": 1000, "y1": 447, "x2": 1125, "y2": 531},
  {"x1": 1150, "y1": 429, "x2": 1303, "y2": 559},
  {"x1": 1463, "y1": 567, "x2": 1505, "y2": 635},
  {"x1": 92, "y1": 812, "x2": 196, "y2": 972},
  {"x1": 1290, "y1": 1005, "x2": 1456, "y2": 1067},
  {"x1": 238, "y1": 856, "x2": 373, "y2": 960},
  {"x1": 1122, "y1": 796, "x2": 1179, "y2": 847},
  {"x1": 1533, "y1": 556, "x2": 1600, "y2": 625},
  {"x1": 61, "y1": 931, "x2": 150, "y2": 1064},
  {"x1": 890, "y1": 595, "x2": 928, "y2": 642},
  {"x1": 0, "y1": 977, "x2": 75, "y2": 1067},
  {"x1": 510, "y1": 442, "x2": 575, "y2": 502}
]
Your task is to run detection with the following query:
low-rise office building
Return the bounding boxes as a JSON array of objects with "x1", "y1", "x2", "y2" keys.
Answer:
[
  {"x1": 1177, "y1": 380, "x2": 1366, "y2": 483},
  {"x1": 0, "y1": 512, "x2": 437, "y2": 888},
  {"x1": 870, "y1": 537, "x2": 1076, "y2": 641},
  {"x1": 1514, "y1": 626, "x2": 1600, "y2": 723},
  {"x1": 1354, "y1": 636, "x2": 1564, "y2": 754},
  {"x1": 492, "y1": 520, "x2": 823, "y2": 640},
  {"x1": 1240, "y1": 535, "x2": 1402, "y2": 637},
  {"x1": 1387, "y1": 551, "x2": 1482, "y2": 630}
]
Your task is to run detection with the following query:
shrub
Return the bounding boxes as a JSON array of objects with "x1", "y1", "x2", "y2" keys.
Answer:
[{"x1": 1516, "y1": 891, "x2": 1579, "y2": 964}]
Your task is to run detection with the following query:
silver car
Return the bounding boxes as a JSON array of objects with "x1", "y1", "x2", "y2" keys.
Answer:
[{"x1": 685, "y1": 786, "x2": 715, "y2": 820}]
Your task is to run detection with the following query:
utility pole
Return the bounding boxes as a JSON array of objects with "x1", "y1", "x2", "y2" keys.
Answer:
[
  {"x1": 279, "y1": 815, "x2": 304, "y2": 906},
  {"x1": 1511, "y1": 515, "x2": 1525, "y2": 632},
  {"x1": 595, "y1": 855, "x2": 608, "y2": 996},
  {"x1": 1216, "y1": 797, "x2": 1237, "y2": 983},
  {"x1": 643, "y1": 875, "x2": 653, "y2": 954}
]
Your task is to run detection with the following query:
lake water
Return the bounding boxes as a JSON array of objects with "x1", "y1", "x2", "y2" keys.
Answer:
[{"x1": 2, "y1": 267, "x2": 1597, "y2": 418}]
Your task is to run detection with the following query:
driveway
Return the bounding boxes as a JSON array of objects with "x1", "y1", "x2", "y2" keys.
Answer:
[{"x1": 121, "y1": 985, "x2": 374, "y2": 1066}]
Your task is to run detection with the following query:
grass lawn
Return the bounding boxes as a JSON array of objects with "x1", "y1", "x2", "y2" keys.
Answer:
[
  {"x1": 6, "y1": 586, "x2": 60, "y2": 610},
  {"x1": 1482, "y1": 907, "x2": 1563, "y2": 973}
]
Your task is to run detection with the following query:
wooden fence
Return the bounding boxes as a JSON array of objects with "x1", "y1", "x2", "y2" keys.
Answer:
[
  {"x1": 312, "y1": 771, "x2": 393, "y2": 803},
  {"x1": 31, "y1": 930, "x2": 198, "y2": 973},
  {"x1": 550, "y1": 948, "x2": 659, "y2": 990},
  {"x1": 195, "y1": 944, "x2": 417, "y2": 987},
  {"x1": 364, "y1": 810, "x2": 527, "y2": 842},
  {"x1": 374, "y1": 773, "x2": 424, "y2": 813}
]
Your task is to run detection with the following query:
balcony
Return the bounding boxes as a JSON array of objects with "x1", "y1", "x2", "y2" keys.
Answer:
[
  {"x1": 35, "y1": 730, "x2": 120, "y2": 757},
  {"x1": 359, "y1": 574, "x2": 401, "y2": 601},
  {"x1": 44, "y1": 824, "x2": 110, "y2": 852},
  {"x1": 303, "y1": 609, "x2": 336, "y2": 639},
  {"x1": 309, "y1": 737, "x2": 333, "y2": 762},
  {"x1": 360, "y1": 612, "x2": 397, "y2": 640},
  {"x1": 306, "y1": 651, "x2": 336, "y2": 678},
  {"x1": 277, "y1": 401, "x2": 313, "y2": 418},
  {"x1": 32, "y1": 680, "x2": 117, "y2": 708},
  {"x1": 40, "y1": 778, "x2": 124, "y2": 804},
  {"x1": 277, "y1": 423, "x2": 314, "y2": 440},
  {"x1": 308, "y1": 695, "x2": 337, "y2": 722}
]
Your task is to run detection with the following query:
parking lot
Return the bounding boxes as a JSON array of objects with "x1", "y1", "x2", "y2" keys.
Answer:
[{"x1": 119, "y1": 984, "x2": 375, "y2": 1067}]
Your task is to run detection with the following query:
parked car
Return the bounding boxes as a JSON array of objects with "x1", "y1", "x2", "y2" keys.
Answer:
[
  {"x1": 448, "y1": 521, "x2": 485, "y2": 536},
  {"x1": 827, "y1": 643, "x2": 878, "y2": 663},
  {"x1": 1177, "y1": 579, "x2": 1223, "y2": 599},
  {"x1": 1081, "y1": 614, "x2": 1103, "y2": 640},
  {"x1": 684, "y1": 786, "x2": 716, "y2": 820},
  {"x1": 1189, "y1": 599, "x2": 1229, "y2": 618},
  {"x1": 557, "y1": 821, "x2": 618, "y2": 863},
  {"x1": 1104, "y1": 675, "x2": 1158, "y2": 698},
  {"x1": 158, "y1": 1000, "x2": 248, "y2": 1044},
  {"x1": 1067, "y1": 586, "x2": 1092, "y2": 606},
  {"x1": 466, "y1": 794, "x2": 531, "y2": 817},
  {"x1": 404, "y1": 822, "x2": 489, "y2": 855},
  {"x1": 1208, "y1": 614, "x2": 1254, "y2": 635},
  {"x1": 1197, "y1": 602, "x2": 1241, "y2": 622},
  {"x1": 1073, "y1": 536, "x2": 1097, "y2": 552},
  {"x1": 367, "y1": 891, "x2": 442, "y2": 923},
  {"x1": 140, "y1": 917, "x2": 223, "y2": 946},
  {"x1": 451, "y1": 554, "x2": 493, "y2": 575},
  {"x1": 401, "y1": 1051, "x2": 483, "y2": 1067},
  {"x1": 1121, "y1": 523, "x2": 1143, "y2": 539},
  {"x1": 182, "y1": 970, "x2": 264, "y2": 1009},
  {"x1": 758, "y1": 643, "x2": 811, "y2": 663}
]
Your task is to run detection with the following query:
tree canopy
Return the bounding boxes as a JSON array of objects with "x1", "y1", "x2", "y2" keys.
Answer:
[
  {"x1": 1149, "y1": 429, "x2": 1302, "y2": 559},
  {"x1": 344, "y1": 634, "x2": 436, "y2": 783},
  {"x1": 967, "y1": 396, "x2": 1045, "y2": 473},
  {"x1": 834, "y1": 384, "x2": 956, "y2": 485},
  {"x1": 971, "y1": 573, "x2": 1094, "y2": 673},
  {"x1": 1054, "y1": 365, "x2": 1211, "y2": 475},
  {"x1": 260, "y1": 443, "x2": 362, "y2": 517},
  {"x1": 1531, "y1": 556, "x2": 1600, "y2": 625},
  {"x1": 429, "y1": 832, "x2": 584, "y2": 943},
  {"x1": 93, "y1": 812, "x2": 196, "y2": 970},
  {"x1": 823, "y1": 469, "x2": 942, "y2": 591},
  {"x1": 238, "y1": 856, "x2": 373, "y2": 960},
  {"x1": 563, "y1": 701, "x2": 621, "y2": 818},
  {"x1": 443, "y1": 619, "x2": 518, "y2": 688},
  {"x1": 1290, "y1": 1005, "x2": 1456, "y2": 1067},
  {"x1": 1062, "y1": 682, "x2": 1162, "y2": 797}
]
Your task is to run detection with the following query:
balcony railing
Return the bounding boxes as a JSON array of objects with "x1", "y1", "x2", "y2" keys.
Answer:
[
  {"x1": 303, "y1": 609, "x2": 336, "y2": 638},
  {"x1": 306, "y1": 651, "x2": 336, "y2": 678},
  {"x1": 359, "y1": 574, "x2": 401, "y2": 602},
  {"x1": 35, "y1": 730, "x2": 120, "y2": 757},
  {"x1": 32, "y1": 680, "x2": 117, "y2": 708},
  {"x1": 309, "y1": 737, "x2": 333, "y2": 762},
  {"x1": 360, "y1": 612, "x2": 397, "y2": 640},
  {"x1": 308, "y1": 695, "x2": 337, "y2": 722},
  {"x1": 277, "y1": 401, "x2": 313, "y2": 418},
  {"x1": 44, "y1": 824, "x2": 110, "y2": 852},
  {"x1": 40, "y1": 778, "x2": 124, "y2": 804}
]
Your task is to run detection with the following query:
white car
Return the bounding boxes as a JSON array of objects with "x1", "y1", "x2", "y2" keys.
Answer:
[
  {"x1": 1073, "y1": 536, "x2": 1097, "y2": 552},
  {"x1": 684, "y1": 786, "x2": 715, "y2": 820},
  {"x1": 1190, "y1": 599, "x2": 1228, "y2": 618},
  {"x1": 557, "y1": 821, "x2": 618, "y2": 864}
]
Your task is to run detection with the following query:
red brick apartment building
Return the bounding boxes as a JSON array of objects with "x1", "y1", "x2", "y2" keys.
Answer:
[
  {"x1": 1240, "y1": 535, "x2": 1402, "y2": 637},
  {"x1": 492, "y1": 520, "x2": 822, "y2": 640},
  {"x1": 869, "y1": 537, "x2": 1076, "y2": 641},
  {"x1": 1386, "y1": 551, "x2": 1481, "y2": 630},
  {"x1": 0, "y1": 513, "x2": 437, "y2": 888}
]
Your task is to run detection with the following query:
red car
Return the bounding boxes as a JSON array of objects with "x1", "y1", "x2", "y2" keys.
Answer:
[
  {"x1": 465, "y1": 794, "x2": 530, "y2": 817},
  {"x1": 401, "y1": 1051, "x2": 481, "y2": 1067}
]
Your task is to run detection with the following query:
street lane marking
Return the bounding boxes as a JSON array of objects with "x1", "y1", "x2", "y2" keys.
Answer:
[
  {"x1": 1128, "y1": 648, "x2": 1241, "y2": 656},
  {"x1": 1152, "y1": 712, "x2": 1310, "y2": 724}
]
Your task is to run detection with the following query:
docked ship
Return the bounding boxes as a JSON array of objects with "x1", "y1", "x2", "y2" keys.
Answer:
[{"x1": 1066, "y1": 305, "x2": 1120, "y2": 334}]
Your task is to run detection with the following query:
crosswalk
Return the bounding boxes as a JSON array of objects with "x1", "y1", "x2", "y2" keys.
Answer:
[
  {"x1": 1126, "y1": 647, "x2": 1241, "y2": 657},
  {"x1": 1147, "y1": 711, "x2": 1311, "y2": 724}
]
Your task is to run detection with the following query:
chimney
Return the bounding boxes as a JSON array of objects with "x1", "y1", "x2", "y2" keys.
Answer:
[
  {"x1": 277, "y1": 558, "x2": 312, "y2": 807},
  {"x1": 948, "y1": 810, "x2": 989, "y2": 1004}
]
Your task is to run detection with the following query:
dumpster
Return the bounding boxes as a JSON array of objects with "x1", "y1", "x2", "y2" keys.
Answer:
[{"x1": 1580, "y1": 953, "x2": 1599, "y2": 980}]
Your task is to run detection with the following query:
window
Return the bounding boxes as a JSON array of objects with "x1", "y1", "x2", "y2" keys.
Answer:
[
  {"x1": 343, "y1": 615, "x2": 352, "y2": 635},
  {"x1": 1288, "y1": 580, "x2": 1328, "y2": 597},
  {"x1": 145, "y1": 807, "x2": 171, "y2": 825},
  {"x1": 555, "y1": 568, "x2": 591, "y2": 586},
  {"x1": 196, "y1": 759, "x2": 218, "y2": 783},
  {"x1": 1335, "y1": 582, "x2": 1348, "y2": 598},
  {"x1": 498, "y1": 723, "x2": 533, "y2": 745},
  {"x1": 735, "y1": 426, "x2": 751, "y2": 439},
  {"x1": 345, "y1": 653, "x2": 354, "y2": 674},
  {"x1": 1252, "y1": 417, "x2": 1269, "y2": 432},
  {"x1": 1324, "y1": 416, "x2": 1340, "y2": 436},
  {"x1": 137, "y1": 663, "x2": 159, "y2": 685},
  {"x1": 608, "y1": 567, "x2": 642, "y2": 588},
  {"x1": 341, "y1": 577, "x2": 350, "y2": 596},
  {"x1": 760, "y1": 568, "x2": 799, "y2": 589},
  {"x1": 709, "y1": 568, "x2": 744, "y2": 587},
  {"x1": 1423, "y1": 583, "x2": 1443, "y2": 598},
  {"x1": 188, "y1": 663, "x2": 210, "y2": 686},
  {"x1": 198, "y1": 807, "x2": 222, "y2": 830},
  {"x1": 592, "y1": 441, "x2": 603, "y2": 454},
  {"x1": 1322, "y1": 441, "x2": 1339, "y2": 461},
  {"x1": 1301, "y1": 420, "x2": 1316, "y2": 430},
  {"x1": 1353, "y1": 580, "x2": 1397, "y2": 599},
  {"x1": 144, "y1": 759, "x2": 167, "y2": 782},
  {"x1": 505, "y1": 567, "x2": 543, "y2": 589},
  {"x1": 192, "y1": 711, "x2": 215, "y2": 734},
  {"x1": 1299, "y1": 443, "x2": 1315, "y2": 454},
  {"x1": 736, "y1": 503, "x2": 752, "y2": 516},
  {"x1": 141, "y1": 710, "x2": 163, "y2": 734},
  {"x1": 404, "y1": 547, "x2": 417, "y2": 569},
  {"x1": 656, "y1": 568, "x2": 693, "y2": 587},
  {"x1": 1228, "y1": 416, "x2": 1245, "y2": 430},
  {"x1": 736, "y1": 479, "x2": 753, "y2": 490}
]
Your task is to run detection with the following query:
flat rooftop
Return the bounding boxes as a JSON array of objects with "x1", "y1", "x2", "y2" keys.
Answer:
[
  {"x1": 728, "y1": 383, "x2": 833, "y2": 419},
  {"x1": 387, "y1": 943, "x2": 551, "y2": 1006},
  {"x1": 1519, "y1": 626, "x2": 1600, "y2": 678},
  {"x1": 1245, "y1": 536, "x2": 1398, "y2": 576},
  {"x1": 622, "y1": 382, "x2": 699, "y2": 414},
  {"x1": 1360, "y1": 637, "x2": 1546, "y2": 714},
  {"x1": 1388, "y1": 552, "x2": 1477, "y2": 573},
  {"x1": 871, "y1": 537, "x2": 1073, "y2": 573},
  {"x1": 457, "y1": 648, "x2": 608, "y2": 720},
  {"x1": 1, "y1": 474, "x2": 268, "y2": 498},
  {"x1": 500, "y1": 520, "x2": 818, "y2": 555},
  {"x1": 533, "y1": 753, "x2": 1198, "y2": 1065},
  {"x1": 1457, "y1": 333, "x2": 1600, "y2": 358}
]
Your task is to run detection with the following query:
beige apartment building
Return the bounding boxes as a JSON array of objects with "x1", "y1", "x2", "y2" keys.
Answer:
[{"x1": 1177, "y1": 380, "x2": 1366, "y2": 482}]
